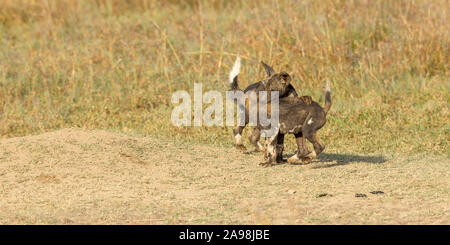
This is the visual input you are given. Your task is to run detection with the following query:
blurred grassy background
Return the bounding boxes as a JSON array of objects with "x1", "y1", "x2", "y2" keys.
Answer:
[{"x1": 0, "y1": 0, "x2": 448, "y2": 156}]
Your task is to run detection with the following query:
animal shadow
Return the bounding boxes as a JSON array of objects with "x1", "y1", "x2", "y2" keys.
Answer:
[
  {"x1": 312, "y1": 152, "x2": 387, "y2": 168},
  {"x1": 281, "y1": 152, "x2": 387, "y2": 168}
]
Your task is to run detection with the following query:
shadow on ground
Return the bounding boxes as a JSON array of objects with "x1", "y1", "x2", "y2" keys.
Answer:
[
  {"x1": 280, "y1": 152, "x2": 387, "y2": 168},
  {"x1": 313, "y1": 153, "x2": 387, "y2": 168}
]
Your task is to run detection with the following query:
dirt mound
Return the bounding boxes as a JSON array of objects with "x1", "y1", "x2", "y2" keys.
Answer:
[
  {"x1": 0, "y1": 128, "x2": 259, "y2": 224},
  {"x1": 0, "y1": 128, "x2": 448, "y2": 224}
]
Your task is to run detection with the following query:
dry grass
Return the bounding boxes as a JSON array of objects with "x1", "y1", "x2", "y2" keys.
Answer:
[
  {"x1": 0, "y1": 0, "x2": 448, "y2": 156},
  {"x1": 0, "y1": 128, "x2": 448, "y2": 224}
]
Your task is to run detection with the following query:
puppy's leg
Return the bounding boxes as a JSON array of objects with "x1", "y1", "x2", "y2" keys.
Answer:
[
  {"x1": 233, "y1": 126, "x2": 247, "y2": 152},
  {"x1": 260, "y1": 133, "x2": 278, "y2": 167},
  {"x1": 249, "y1": 128, "x2": 265, "y2": 152},
  {"x1": 303, "y1": 132, "x2": 325, "y2": 161},
  {"x1": 310, "y1": 133, "x2": 325, "y2": 156},
  {"x1": 287, "y1": 133, "x2": 311, "y2": 164},
  {"x1": 296, "y1": 132, "x2": 311, "y2": 157},
  {"x1": 276, "y1": 133, "x2": 285, "y2": 163},
  {"x1": 295, "y1": 114, "x2": 325, "y2": 161}
]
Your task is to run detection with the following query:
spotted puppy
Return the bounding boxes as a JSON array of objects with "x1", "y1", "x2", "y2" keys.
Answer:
[
  {"x1": 260, "y1": 81, "x2": 332, "y2": 167},
  {"x1": 228, "y1": 55, "x2": 311, "y2": 159}
]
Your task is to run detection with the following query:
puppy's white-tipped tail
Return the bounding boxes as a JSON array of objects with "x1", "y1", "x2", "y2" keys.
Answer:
[
  {"x1": 325, "y1": 79, "x2": 331, "y2": 93},
  {"x1": 229, "y1": 54, "x2": 241, "y2": 84},
  {"x1": 229, "y1": 54, "x2": 241, "y2": 91}
]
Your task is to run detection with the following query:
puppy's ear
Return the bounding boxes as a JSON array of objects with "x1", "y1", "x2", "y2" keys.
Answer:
[{"x1": 261, "y1": 61, "x2": 275, "y2": 77}]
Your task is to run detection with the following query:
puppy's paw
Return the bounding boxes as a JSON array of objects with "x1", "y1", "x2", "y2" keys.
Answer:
[
  {"x1": 256, "y1": 145, "x2": 266, "y2": 153},
  {"x1": 300, "y1": 157, "x2": 313, "y2": 163},
  {"x1": 236, "y1": 144, "x2": 247, "y2": 152},
  {"x1": 276, "y1": 156, "x2": 284, "y2": 163},
  {"x1": 287, "y1": 154, "x2": 300, "y2": 164},
  {"x1": 301, "y1": 151, "x2": 317, "y2": 161}
]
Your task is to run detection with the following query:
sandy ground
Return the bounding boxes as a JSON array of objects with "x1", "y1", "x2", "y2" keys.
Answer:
[{"x1": 0, "y1": 128, "x2": 448, "y2": 224}]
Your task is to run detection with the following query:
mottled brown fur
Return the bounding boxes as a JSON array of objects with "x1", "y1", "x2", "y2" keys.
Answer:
[
  {"x1": 229, "y1": 61, "x2": 311, "y2": 154},
  {"x1": 259, "y1": 82, "x2": 332, "y2": 167}
]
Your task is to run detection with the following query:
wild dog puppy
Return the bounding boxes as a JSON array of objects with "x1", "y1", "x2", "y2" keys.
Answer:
[
  {"x1": 260, "y1": 81, "x2": 332, "y2": 167},
  {"x1": 228, "y1": 55, "x2": 311, "y2": 159}
]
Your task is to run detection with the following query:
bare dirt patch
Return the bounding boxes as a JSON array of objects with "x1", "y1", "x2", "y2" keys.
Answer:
[{"x1": 0, "y1": 128, "x2": 448, "y2": 224}]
